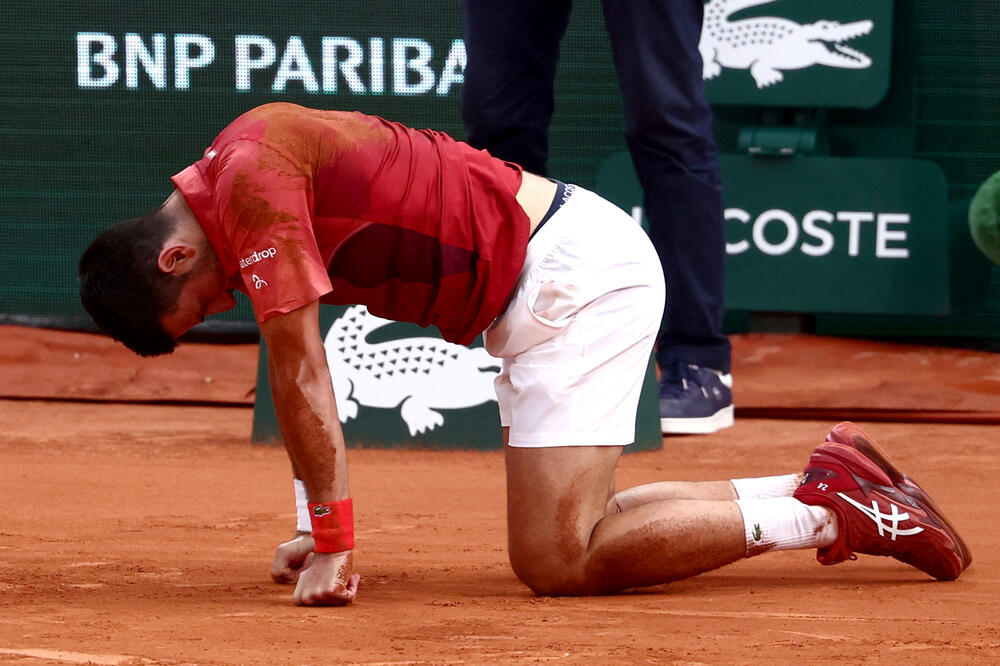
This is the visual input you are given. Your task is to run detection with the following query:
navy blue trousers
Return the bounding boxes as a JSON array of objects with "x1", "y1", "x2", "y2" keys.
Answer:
[{"x1": 462, "y1": 0, "x2": 731, "y2": 375}]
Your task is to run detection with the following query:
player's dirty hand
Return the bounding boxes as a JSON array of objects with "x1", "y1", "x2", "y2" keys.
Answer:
[
  {"x1": 270, "y1": 533, "x2": 316, "y2": 584},
  {"x1": 293, "y1": 550, "x2": 359, "y2": 606}
]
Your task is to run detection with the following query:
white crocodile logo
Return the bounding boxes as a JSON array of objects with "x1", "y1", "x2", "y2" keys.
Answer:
[
  {"x1": 700, "y1": 0, "x2": 874, "y2": 89},
  {"x1": 324, "y1": 305, "x2": 500, "y2": 436}
]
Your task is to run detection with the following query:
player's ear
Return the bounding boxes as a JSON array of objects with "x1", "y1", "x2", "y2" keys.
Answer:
[{"x1": 157, "y1": 243, "x2": 198, "y2": 276}]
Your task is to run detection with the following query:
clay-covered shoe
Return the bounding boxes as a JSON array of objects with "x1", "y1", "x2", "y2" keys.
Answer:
[
  {"x1": 825, "y1": 421, "x2": 972, "y2": 574},
  {"x1": 794, "y1": 441, "x2": 968, "y2": 580}
]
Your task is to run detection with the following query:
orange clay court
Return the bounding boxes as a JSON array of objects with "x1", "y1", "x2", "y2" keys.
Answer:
[{"x1": 1, "y1": 324, "x2": 998, "y2": 664}]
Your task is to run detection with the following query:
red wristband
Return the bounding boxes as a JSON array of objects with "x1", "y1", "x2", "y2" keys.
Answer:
[{"x1": 308, "y1": 498, "x2": 354, "y2": 553}]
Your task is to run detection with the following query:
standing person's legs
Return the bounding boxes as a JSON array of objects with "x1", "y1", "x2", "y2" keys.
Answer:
[
  {"x1": 601, "y1": 0, "x2": 732, "y2": 433},
  {"x1": 461, "y1": 0, "x2": 572, "y2": 174}
]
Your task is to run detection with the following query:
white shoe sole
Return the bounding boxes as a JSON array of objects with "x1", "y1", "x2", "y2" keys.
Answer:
[{"x1": 660, "y1": 404, "x2": 734, "y2": 435}]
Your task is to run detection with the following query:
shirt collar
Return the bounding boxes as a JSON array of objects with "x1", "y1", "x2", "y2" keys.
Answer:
[{"x1": 170, "y1": 158, "x2": 239, "y2": 282}]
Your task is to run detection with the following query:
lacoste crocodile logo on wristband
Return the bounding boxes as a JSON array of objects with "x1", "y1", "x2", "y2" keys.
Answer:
[{"x1": 312, "y1": 504, "x2": 332, "y2": 517}]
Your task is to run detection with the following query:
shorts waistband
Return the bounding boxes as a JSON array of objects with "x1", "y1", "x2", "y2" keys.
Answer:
[
  {"x1": 530, "y1": 180, "x2": 575, "y2": 241},
  {"x1": 496, "y1": 182, "x2": 582, "y2": 316}
]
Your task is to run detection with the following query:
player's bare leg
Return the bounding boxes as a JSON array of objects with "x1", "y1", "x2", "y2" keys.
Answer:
[
  {"x1": 611, "y1": 473, "x2": 803, "y2": 512},
  {"x1": 611, "y1": 479, "x2": 737, "y2": 512},
  {"x1": 504, "y1": 429, "x2": 748, "y2": 595}
]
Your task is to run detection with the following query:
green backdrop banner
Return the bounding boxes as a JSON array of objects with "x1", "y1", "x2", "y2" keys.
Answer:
[{"x1": 598, "y1": 152, "x2": 949, "y2": 315}]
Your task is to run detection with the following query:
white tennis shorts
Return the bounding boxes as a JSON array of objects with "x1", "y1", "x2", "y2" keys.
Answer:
[{"x1": 484, "y1": 185, "x2": 665, "y2": 447}]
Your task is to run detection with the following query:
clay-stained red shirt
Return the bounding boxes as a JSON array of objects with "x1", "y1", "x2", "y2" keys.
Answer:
[{"x1": 171, "y1": 103, "x2": 528, "y2": 344}]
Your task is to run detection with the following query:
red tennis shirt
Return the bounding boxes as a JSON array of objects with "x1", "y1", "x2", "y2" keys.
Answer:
[{"x1": 171, "y1": 103, "x2": 529, "y2": 345}]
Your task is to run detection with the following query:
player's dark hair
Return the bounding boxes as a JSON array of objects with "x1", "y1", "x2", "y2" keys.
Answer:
[{"x1": 78, "y1": 207, "x2": 189, "y2": 357}]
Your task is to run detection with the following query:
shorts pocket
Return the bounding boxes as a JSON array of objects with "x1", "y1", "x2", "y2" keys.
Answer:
[{"x1": 485, "y1": 280, "x2": 580, "y2": 358}]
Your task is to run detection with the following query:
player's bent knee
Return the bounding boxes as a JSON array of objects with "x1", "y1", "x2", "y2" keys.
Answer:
[
  {"x1": 510, "y1": 558, "x2": 582, "y2": 596},
  {"x1": 508, "y1": 547, "x2": 607, "y2": 597}
]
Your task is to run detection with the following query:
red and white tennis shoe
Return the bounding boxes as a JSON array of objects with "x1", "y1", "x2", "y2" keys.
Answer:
[
  {"x1": 793, "y1": 425, "x2": 970, "y2": 580},
  {"x1": 824, "y1": 421, "x2": 972, "y2": 576}
]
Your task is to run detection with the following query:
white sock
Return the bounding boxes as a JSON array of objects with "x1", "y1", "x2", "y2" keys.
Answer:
[
  {"x1": 734, "y1": 497, "x2": 838, "y2": 557},
  {"x1": 731, "y1": 474, "x2": 800, "y2": 500}
]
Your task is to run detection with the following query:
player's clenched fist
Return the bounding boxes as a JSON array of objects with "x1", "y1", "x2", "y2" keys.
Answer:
[
  {"x1": 293, "y1": 550, "x2": 359, "y2": 606},
  {"x1": 270, "y1": 533, "x2": 317, "y2": 584}
]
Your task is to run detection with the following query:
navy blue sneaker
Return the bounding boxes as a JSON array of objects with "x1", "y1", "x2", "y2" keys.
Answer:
[{"x1": 659, "y1": 364, "x2": 734, "y2": 434}]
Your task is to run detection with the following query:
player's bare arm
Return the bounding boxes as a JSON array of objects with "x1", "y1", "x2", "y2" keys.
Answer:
[{"x1": 258, "y1": 299, "x2": 359, "y2": 605}]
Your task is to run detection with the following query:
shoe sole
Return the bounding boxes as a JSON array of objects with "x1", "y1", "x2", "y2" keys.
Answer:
[
  {"x1": 661, "y1": 405, "x2": 734, "y2": 435},
  {"x1": 827, "y1": 422, "x2": 972, "y2": 573}
]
